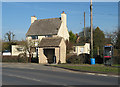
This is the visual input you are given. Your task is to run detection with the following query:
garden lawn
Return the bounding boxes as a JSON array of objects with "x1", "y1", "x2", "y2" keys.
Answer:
[{"x1": 51, "y1": 64, "x2": 119, "y2": 75}]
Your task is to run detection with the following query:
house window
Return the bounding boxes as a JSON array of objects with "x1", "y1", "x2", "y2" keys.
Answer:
[
  {"x1": 80, "y1": 47, "x2": 84, "y2": 53},
  {"x1": 16, "y1": 48, "x2": 23, "y2": 51},
  {"x1": 73, "y1": 47, "x2": 76, "y2": 52},
  {"x1": 45, "y1": 35, "x2": 52, "y2": 37},
  {"x1": 31, "y1": 36, "x2": 38, "y2": 39}
]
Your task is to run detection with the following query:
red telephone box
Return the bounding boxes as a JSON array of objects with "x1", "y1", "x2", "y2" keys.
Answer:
[{"x1": 103, "y1": 44, "x2": 113, "y2": 66}]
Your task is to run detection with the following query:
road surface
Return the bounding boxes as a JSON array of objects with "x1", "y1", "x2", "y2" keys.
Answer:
[{"x1": 2, "y1": 63, "x2": 119, "y2": 86}]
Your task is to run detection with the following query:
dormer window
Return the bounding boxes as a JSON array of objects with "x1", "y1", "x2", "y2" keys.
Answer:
[{"x1": 31, "y1": 35, "x2": 38, "y2": 39}]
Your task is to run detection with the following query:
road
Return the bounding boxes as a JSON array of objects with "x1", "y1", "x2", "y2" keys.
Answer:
[{"x1": 2, "y1": 63, "x2": 119, "y2": 86}]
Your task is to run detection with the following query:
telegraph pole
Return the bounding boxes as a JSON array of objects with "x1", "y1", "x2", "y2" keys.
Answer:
[
  {"x1": 84, "y1": 12, "x2": 86, "y2": 39},
  {"x1": 90, "y1": 0, "x2": 93, "y2": 58},
  {"x1": 84, "y1": 12, "x2": 86, "y2": 59}
]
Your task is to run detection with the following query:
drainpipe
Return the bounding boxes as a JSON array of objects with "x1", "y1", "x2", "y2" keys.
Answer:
[
  {"x1": 58, "y1": 47, "x2": 61, "y2": 64},
  {"x1": 77, "y1": 46, "x2": 79, "y2": 56},
  {"x1": 36, "y1": 47, "x2": 38, "y2": 63}
]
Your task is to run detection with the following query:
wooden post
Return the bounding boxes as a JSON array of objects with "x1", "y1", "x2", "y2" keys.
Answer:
[{"x1": 97, "y1": 47, "x2": 99, "y2": 55}]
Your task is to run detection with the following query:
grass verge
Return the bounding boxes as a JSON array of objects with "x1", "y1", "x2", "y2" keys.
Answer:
[{"x1": 50, "y1": 64, "x2": 119, "y2": 75}]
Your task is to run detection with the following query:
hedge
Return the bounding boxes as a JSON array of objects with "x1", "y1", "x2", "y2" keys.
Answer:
[
  {"x1": 2, "y1": 56, "x2": 19, "y2": 62},
  {"x1": 66, "y1": 54, "x2": 120, "y2": 64},
  {"x1": 113, "y1": 56, "x2": 120, "y2": 64},
  {"x1": 2, "y1": 54, "x2": 28, "y2": 63},
  {"x1": 66, "y1": 54, "x2": 90, "y2": 64}
]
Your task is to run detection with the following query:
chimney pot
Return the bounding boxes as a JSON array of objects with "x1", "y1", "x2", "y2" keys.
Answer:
[
  {"x1": 31, "y1": 16, "x2": 37, "y2": 24},
  {"x1": 61, "y1": 11, "x2": 67, "y2": 26},
  {"x1": 62, "y1": 11, "x2": 65, "y2": 14}
]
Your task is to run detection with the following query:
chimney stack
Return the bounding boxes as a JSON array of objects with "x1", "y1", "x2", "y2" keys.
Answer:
[
  {"x1": 31, "y1": 16, "x2": 37, "y2": 24},
  {"x1": 61, "y1": 11, "x2": 67, "y2": 26}
]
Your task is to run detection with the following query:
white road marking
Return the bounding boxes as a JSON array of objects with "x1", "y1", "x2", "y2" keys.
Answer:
[
  {"x1": 110, "y1": 75, "x2": 119, "y2": 78},
  {"x1": 3, "y1": 73, "x2": 59, "y2": 85},
  {"x1": 64, "y1": 70, "x2": 119, "y2": 78},
  {"x1": 85, "y1": 73, "x2": 96, "y2": 75},
  {"x1": 97, "y1": 74, "x2": 108, "y2": 77}
]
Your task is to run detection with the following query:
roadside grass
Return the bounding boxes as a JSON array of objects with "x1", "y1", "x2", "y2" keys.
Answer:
[
  {"x1": 50, "y1": 64, "x2": 119, "y2": 75},
  {"x1": 112, "y1": 64, "x2": 120, "y2": 67}
]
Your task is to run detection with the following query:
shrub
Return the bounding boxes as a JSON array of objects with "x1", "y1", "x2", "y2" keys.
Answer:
[
  {"x1": 2, "y1": 56, "x2": 18, "y2": 62},
  {"x1": 94, "y1": 55, "x2": 103, "y2": 64},
  {"x1": 18, "y1": 53, "x2": 28, "y2": 63},
  {"x1": 113, "y1": 56, "x2": 120, "y2": 64},
  {"x1": 31, "y1": 57, "x2": 38, "y2": 63},
  {"x1": 66, "y1": 54, "x2": 90, "y2": 64}
]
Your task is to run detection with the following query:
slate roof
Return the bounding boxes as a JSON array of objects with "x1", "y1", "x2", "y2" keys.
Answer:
[
  {"x1": 39, "y1": 37, "x2": 63, "y2": 47},
  {"x1": 26, "y1": 18, "x2": 62, "y2": 36}
]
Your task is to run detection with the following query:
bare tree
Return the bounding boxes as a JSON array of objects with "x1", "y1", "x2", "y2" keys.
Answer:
[
  {"x1": 116, "y1": 30, "x2": 120, "y2": 49},
  {"x1": 0, "y1": 39, "x2": 2, "y2": 56},
  {"x1": 18, "y1": 39, "x2": 41, "y2": 63},
  {"x1": 105, "y1": 31, "x2": 118, "y2": 46},
  {"x1": 66, "y1": 40, "x2": 74, "y2": 54},
  {"x1": 3, "y1": 31, "x2": 16, "y2": 51},
  {"x1": 4, "y1": 31, "x2": 15, "y2": 42}
]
